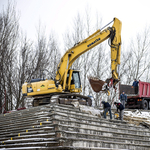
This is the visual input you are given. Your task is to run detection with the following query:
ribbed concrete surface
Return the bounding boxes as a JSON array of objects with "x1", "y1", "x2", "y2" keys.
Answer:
[{"x1": 0, "y1": 103, "x2": 150, "y2": 150}]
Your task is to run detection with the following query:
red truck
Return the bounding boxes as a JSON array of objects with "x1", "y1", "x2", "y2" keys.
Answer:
[{"x1": 119, "y1": 80, "x2": 150, "y2": 110}]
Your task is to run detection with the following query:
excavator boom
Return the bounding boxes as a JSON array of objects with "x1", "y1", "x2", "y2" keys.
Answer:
[{"x1": 55, "y1": 17, "x2": 122, "y2": 94}]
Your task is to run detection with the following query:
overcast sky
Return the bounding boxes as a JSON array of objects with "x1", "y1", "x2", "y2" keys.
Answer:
[{"x1": 0, "y1": 0, "x2": 150, "y2": 49}]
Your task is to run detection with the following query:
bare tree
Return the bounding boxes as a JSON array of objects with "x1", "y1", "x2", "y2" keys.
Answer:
[
  {"x1": 0, "y1": 2, "x2": 19, "y2": 112},
  {"x1": 11, "y1": 35, "x2": 34, "y2": 109},
  {"x1": 63, "y1": 10, "x2": 112, "y2": 106},
  {"x1": 48, "y1": 33, "x2": 61, "y2": 78},
  {"x1": 0, "y1": 2, "x2": 61, "y2": 111},
  {"x1": 120, "y1": 27, "x2": 150, "y2": 85}
]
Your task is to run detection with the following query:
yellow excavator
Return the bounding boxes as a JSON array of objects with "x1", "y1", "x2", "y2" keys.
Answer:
[{"x1": 22, "y1": 17, "x2": 122, "y2": 106}]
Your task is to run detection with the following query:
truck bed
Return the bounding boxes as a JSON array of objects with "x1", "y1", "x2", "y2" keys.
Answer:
[{"x1": 119, "y1": 80, "x2": 150, "y2": 98}]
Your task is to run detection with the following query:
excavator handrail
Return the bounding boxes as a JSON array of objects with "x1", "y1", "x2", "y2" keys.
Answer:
[{"x1": 100, "y1": 18, "x2": 114, "y2": 31}]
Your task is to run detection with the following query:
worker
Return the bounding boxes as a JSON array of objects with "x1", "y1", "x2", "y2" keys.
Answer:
[
  {"x1": 114, "y1": 102, "x2": 124, "y2": 121},
  {"x1": 120, "y1": 91, "x2": 127, "y2": 108},
  {"x1": 132, "y1": 79, "x2": 139, "y2": 94},
  {"x1": 101, "y1": 101, "x2": 112, "y2": 119}
]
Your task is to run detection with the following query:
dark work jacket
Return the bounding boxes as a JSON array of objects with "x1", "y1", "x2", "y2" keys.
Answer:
[
  {"x1": 132, "y1": 81, "x2": 139, "y2": 87},
  {"x1": 120, "y1": 94, "x2": 127, "y2": 101},
  {"x1": 116, "y1": 103, "x2": 124, "y2": 111},
  {"x1": 102, "y1": 102, "x2": 111, "y2": 108}
]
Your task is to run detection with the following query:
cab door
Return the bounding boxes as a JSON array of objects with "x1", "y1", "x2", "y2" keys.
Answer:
[{"x1": 67, "y1": 70, "x2": 82, "y2": 93}]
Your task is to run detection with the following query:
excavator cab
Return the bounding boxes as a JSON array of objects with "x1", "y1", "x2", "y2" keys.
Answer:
[{"x1": 66, "y1": 69, "x2": 82, "y2": 93}]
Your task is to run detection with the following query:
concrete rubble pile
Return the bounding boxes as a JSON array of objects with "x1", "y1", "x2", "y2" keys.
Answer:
[{"x1": 124, "y1": 110, "x2": 150, "y2": 128}]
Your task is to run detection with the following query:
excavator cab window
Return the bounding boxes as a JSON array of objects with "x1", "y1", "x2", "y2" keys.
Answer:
[
  {"x1": 71, "y1": 71, "x2": 81, "y2": 89},
  {"x1": 66, "y1": 73, "x2": 69, "y2": 85}
]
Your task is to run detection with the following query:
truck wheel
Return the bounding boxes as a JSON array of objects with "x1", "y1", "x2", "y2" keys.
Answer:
[{"x1": 142, "y1": 100, "x2": 148, "y2": 110}]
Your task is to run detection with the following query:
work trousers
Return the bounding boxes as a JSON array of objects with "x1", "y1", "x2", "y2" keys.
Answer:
[
  {"x1": 134, "y1": 86, "x2": 138, "y2": 94},
  {"x1": 119, "y1": 110, "x2": 124, "y2": 121},
  {"x1": 104, "y1": 107, "x2": 112, "y2": 119},
  {"x1": 121, "y1": 100, "x2": 125, "y2": 108}
]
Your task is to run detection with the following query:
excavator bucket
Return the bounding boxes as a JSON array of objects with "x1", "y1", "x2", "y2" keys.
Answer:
[{"x1": 88, "y1": 76, "x2": 106, "y2": 92}]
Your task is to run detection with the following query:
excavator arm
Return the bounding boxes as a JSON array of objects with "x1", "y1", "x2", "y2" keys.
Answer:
[{"x1": 55, "y1": 18, "x2": 122, "y2": 93}]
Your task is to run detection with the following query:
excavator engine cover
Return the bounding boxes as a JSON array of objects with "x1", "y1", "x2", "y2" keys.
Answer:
[{"x1": 88, "y1": 77, "x2": 105, "y2": 92}]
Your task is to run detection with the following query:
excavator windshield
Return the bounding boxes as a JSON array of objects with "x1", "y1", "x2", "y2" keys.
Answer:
[{"x1": 72, "y1": 71, "x2": 81, "y2": 89}]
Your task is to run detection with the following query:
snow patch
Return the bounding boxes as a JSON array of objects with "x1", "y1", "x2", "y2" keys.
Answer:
[
  {"x1": 124, "y1": 110, "x2": 150, "y2": 126},
  {"x1": 71, "y1": 101, "x2": 101, "y2": 117}
]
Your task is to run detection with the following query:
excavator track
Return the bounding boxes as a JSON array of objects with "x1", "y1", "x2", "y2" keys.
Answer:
[{"x1": 32, "y1": 93, "x2": 92, "y2": 107}]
